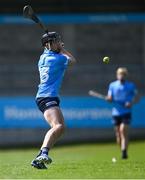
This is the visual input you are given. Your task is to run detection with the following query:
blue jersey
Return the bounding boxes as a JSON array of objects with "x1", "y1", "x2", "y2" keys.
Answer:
[
  {"x1": 108, "y1": 80, "x2": 137, "y2": 116},
  {"x1": 36, "y1": 48, "x2": 69, "y2": 98}
]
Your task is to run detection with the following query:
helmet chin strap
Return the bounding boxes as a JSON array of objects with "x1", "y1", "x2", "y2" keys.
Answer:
[
  {"x1": 46, "y1": 43, "x2": 60, "y2": 53},
  {"x1": 48, "y1": 43, "x2": 51, "y2": 50}
]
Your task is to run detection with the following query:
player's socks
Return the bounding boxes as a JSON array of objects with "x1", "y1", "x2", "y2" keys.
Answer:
[
  {"x1": 122, "y1": 149, "x2": 128, "y2": 159},
  {"x1": 41, "y1": 147, "x2": 49, "y2": 155}
]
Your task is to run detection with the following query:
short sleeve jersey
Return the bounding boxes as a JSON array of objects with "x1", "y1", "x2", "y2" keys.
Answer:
[
  {"x1": 36, "y1": 48, "x2": 69, "y2": 98},
  {"x1": 108, "y1": 80, "x2": 137, "y2": 116}
]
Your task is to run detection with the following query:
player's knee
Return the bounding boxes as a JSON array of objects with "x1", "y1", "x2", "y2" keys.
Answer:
[{"x1": 56, "y1": 124, "x2": 65, "y2": 134}]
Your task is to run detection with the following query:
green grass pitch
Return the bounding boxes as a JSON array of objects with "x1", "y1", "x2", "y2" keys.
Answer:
[{"x1": 0, "y1": 141, "x2": 144, "y2": 179}]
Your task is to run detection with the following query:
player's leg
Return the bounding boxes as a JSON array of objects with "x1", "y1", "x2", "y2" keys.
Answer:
[
  {"x1": 112, "y1": 116, "x2": 121, "y2": 146},
  {"x1": 41, "y1": 106, "x2": 65, "y2": 149},
  {"x1": 119, "y1": 113, "x2": 131, "y2": 159},
  {"x1": 119, "y1": 123, "x2": 129, "y2": 159},
  {"x1": 31, "y1": 97, "x2": 64, "y2": 169},
  {"x1": 35, "y1": 107, "x2": 65, "y2": 164},
  {"x1": 114, "y1": 125, "x2": 121, "y2": 146}
]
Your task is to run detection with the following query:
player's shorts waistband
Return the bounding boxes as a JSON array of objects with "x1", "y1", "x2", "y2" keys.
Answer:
[{"x1": 36, "y1": 97, "x2": 60, "y2": 113}]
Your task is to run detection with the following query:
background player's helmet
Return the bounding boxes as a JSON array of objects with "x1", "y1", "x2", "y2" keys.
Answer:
[{"x1": 41, "y1": 32, "x2": 61, "y2": 46}]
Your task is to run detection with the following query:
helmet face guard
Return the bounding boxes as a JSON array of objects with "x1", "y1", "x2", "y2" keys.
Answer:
[{"x1": 41, "y1": 32, "x2": 61, "y2": 46}]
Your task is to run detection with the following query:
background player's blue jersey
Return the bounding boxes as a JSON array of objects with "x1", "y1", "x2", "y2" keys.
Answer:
[
  {"x1": 36, "y1": 48, "x2": 69, "y2": 98},
  {"x1": 108, "y1": 80, "x2": 137, "y2": 116}
]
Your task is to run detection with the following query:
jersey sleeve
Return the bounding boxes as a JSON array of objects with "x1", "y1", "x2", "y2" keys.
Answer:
[
  {"x1": 126, "y1": 83, "x2": 137, "y2": 103},
  {"x1": 61, "y1": 54, "x2": 70, "y2": 66},
  {"x1": 108, "y1": 83, "x2": 113, "y2": 97}
]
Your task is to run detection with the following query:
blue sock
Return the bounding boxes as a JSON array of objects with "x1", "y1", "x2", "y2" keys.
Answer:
[{"x1": 41, "y1": 147, "x2": 49, "y2": 155}]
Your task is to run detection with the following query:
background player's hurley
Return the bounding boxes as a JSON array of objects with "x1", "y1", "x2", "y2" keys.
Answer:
[{"x1": 88, "y1": 90, "x2": 106, "y2": 100}]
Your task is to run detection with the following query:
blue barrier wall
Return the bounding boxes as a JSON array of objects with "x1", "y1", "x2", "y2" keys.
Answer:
[
  {"x1": 1, "y1": 13, "x2": 145, "y2": 24},
  {"x1": 0, "y1": 97, "x2": 144, "y2": 128}
]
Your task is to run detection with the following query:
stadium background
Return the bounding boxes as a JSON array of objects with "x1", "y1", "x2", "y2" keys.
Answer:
[{"x1": 0, "y1": 0, "x2": 145, "y2": 147}]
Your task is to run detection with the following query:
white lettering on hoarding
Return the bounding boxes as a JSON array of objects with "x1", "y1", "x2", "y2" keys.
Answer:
[
  {"x1": 63, "y1": 108, "x2": 111, "y2": 120},
  {"x1": 4, "y1": 106, "x2": 42, "y2": 120},
  {"x1": 4, "y1": 106, "x2": 111, "y2": 121}
]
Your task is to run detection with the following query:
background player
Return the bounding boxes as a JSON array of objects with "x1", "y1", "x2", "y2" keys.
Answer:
[
  {"x1": 31, "y1": 32, "x2": 76, "y2": 169},
  {"x1": 89, "y1": 67, "x2": 138, "y2": 159},
  {"x1": 106, "y1": 67, "x2": 138, "y2": 159}
]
